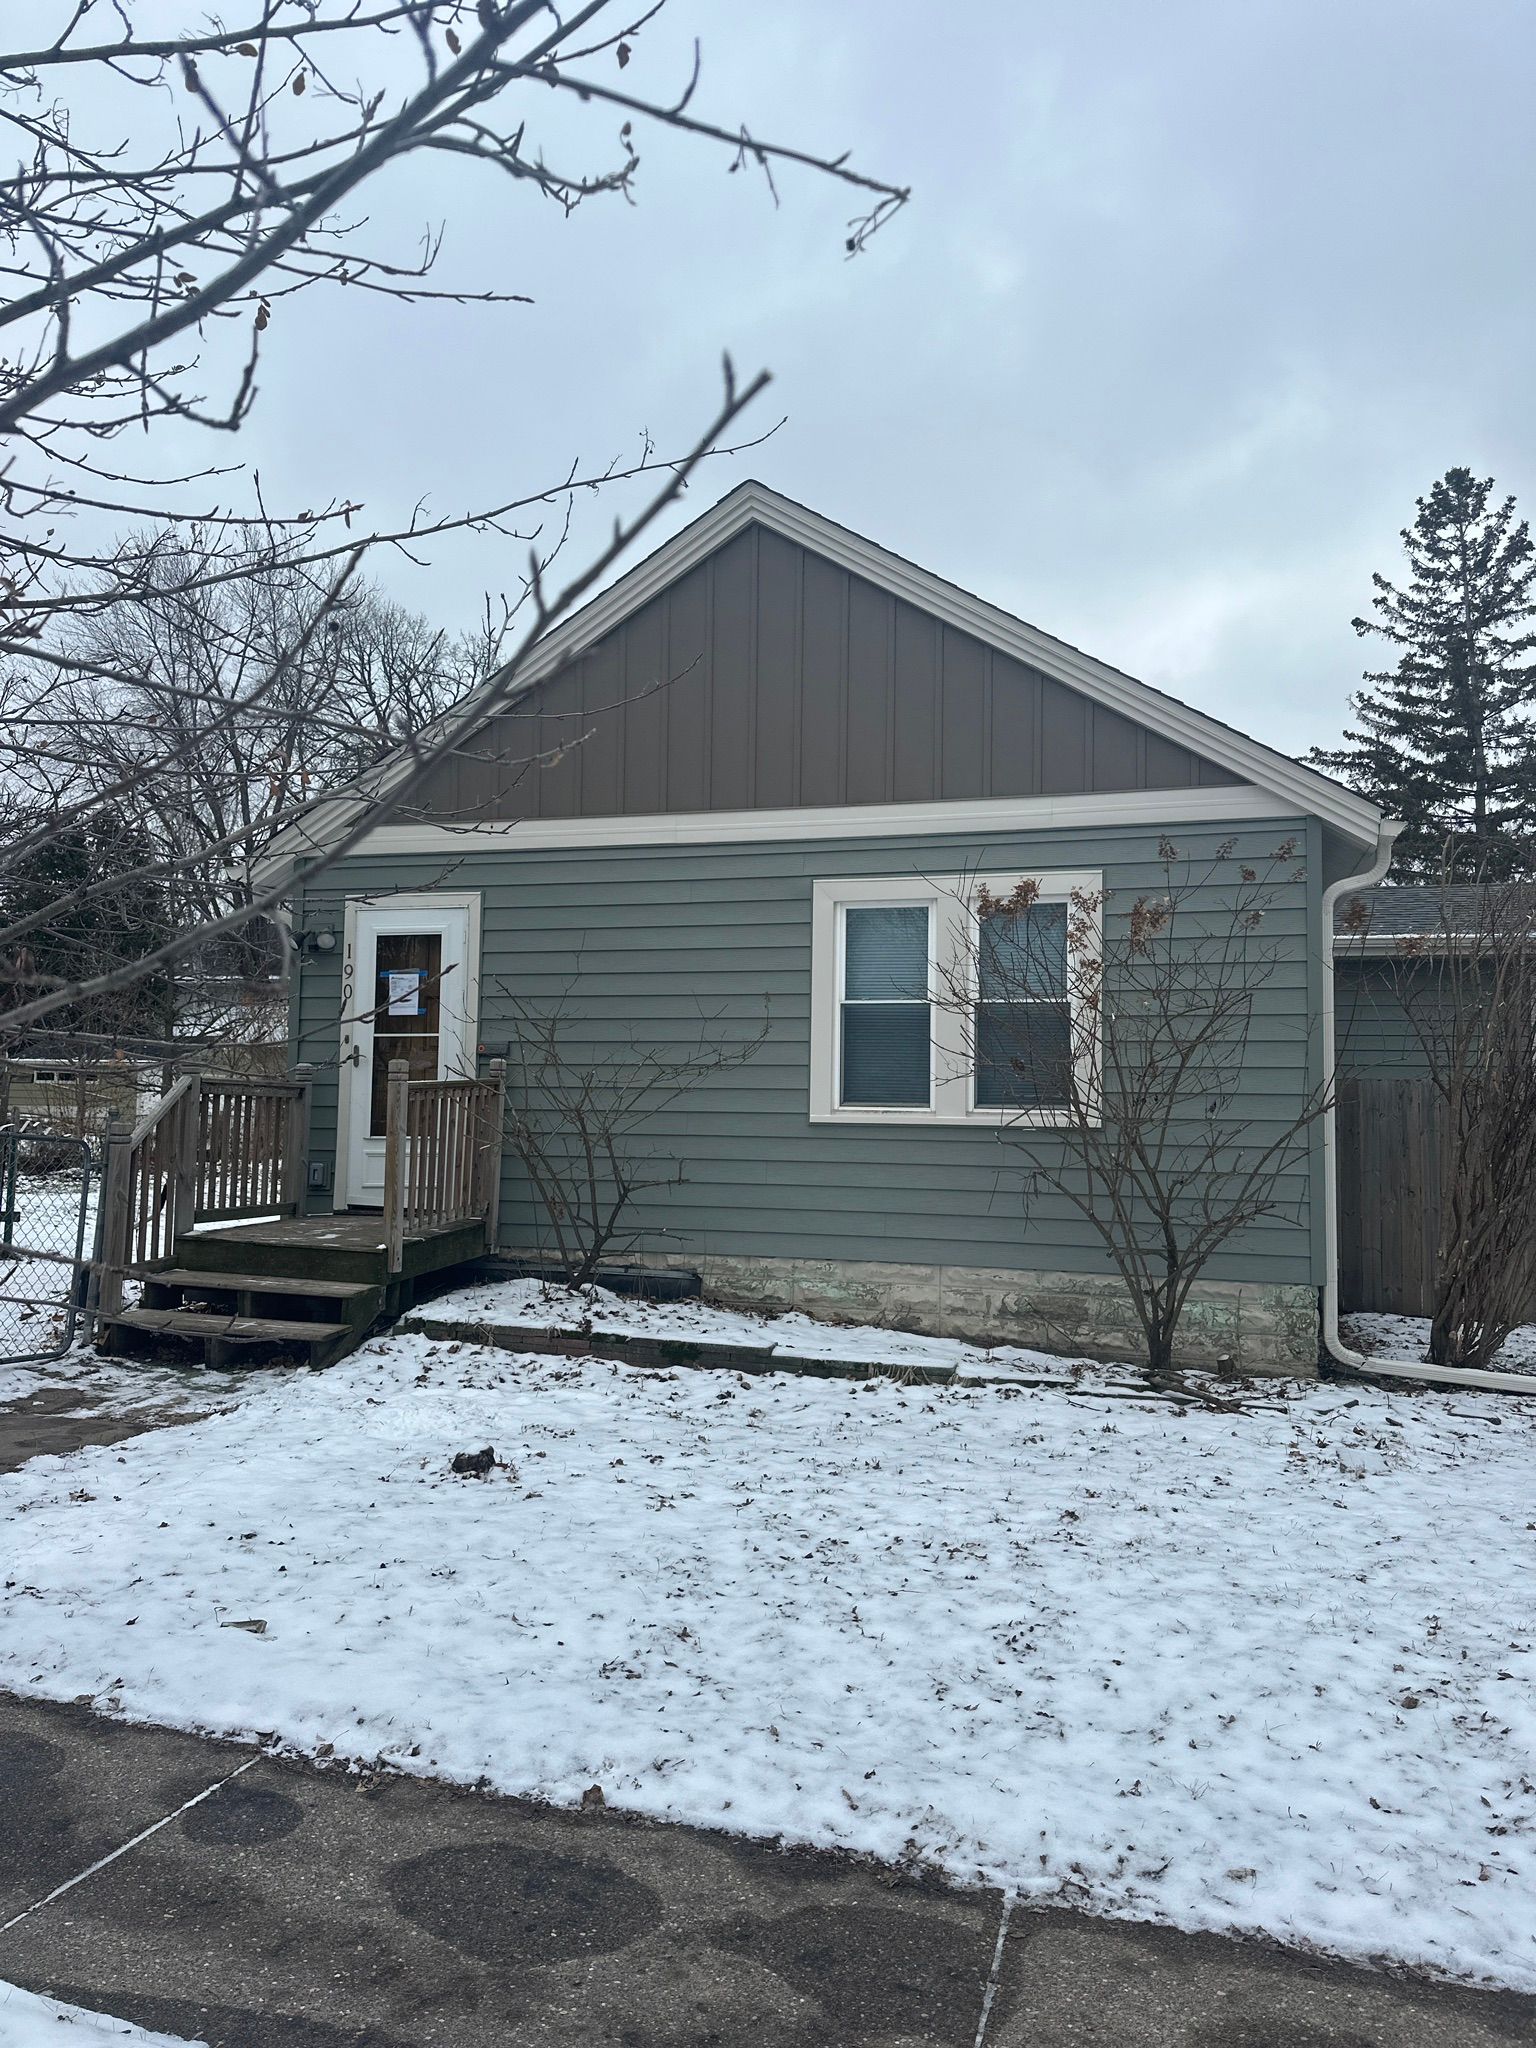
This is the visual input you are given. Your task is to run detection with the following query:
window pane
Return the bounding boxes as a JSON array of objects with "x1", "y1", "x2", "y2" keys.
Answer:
[
  {"x1": 369, "y1": 1031, "x2": 441, "y2": 1136},
  {"x1": 844, "y1": 906, "x2": 929, "y2": 1002},
  {"x1": 369, "y1": 932, "x2": 443, "y2": 1136},
  {"x1": 978, "y1": 903, "x2": 1067, "y2": 1001},
  {"x1": 376, "y1": 932, "x2": 443, "y2": 1033},
  {"x1": 974, "y1": 1001, "x2": 1072, "y2": 1107},
  {"x1": 841, "y1": 1004, "x2": 930, "y2": 1105}
]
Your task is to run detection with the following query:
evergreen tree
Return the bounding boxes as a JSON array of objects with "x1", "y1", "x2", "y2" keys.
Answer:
[
  {"x1": 0, "y1": 807, "x2": 171, "y2": 1050},
  {"x1": 1310, "y1": 468, "x2": 1536, "y2": 874}
]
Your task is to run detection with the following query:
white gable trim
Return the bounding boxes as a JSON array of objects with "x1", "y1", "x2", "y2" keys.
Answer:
[
  {"x1": 338, "y1": 785, "x2": 1298, "y2": 860},
  {"x1": 261, "y1": 481, "x2": 1384, "y2": 881}
]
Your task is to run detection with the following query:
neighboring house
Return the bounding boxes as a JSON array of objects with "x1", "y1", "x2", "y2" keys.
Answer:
[
  {"x1": 1334, "y1": 884, "x2": 1533, "y2": 1079},
  {"x1": 1, "y1": 1057, "x2": 138, "y2": 1135},
  {"x1": 257, "y1": 482, "x2": 1392, "y2": 1371}
]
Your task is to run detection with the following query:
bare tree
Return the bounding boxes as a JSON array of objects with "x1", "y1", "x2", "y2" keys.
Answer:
[
  {"x1": 934, "y1": 840, "x2": 1325, "y2": 1378},
  {"x1": 1380, "y1": 854, "x2": 1536, "y2": 1369},
  {"x1": 0, "y1": 4, "x2": 906, "y2": 1037},
  {"x1": 498, "y1": 977, "x2": 766, "y2": 1287},
  {"x1": 2, "y1": 530, "x2": 483, "y2": 919},
  {"x1": 0, "y1": 1, "x2": 905, "y2": 611}
]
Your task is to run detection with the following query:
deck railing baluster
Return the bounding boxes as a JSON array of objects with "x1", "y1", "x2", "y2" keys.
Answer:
[{"x1": 380, "y1": 1064, "x2": 506, "y2": 1275}]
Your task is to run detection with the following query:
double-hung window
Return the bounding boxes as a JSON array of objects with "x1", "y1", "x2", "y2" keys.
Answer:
[
  {"x1": 810, "y1": 871, "x2": 1100, "y2": 1124},
  {"x1": 974, "y1": 897, "x2": 1072, "y2": 1109},
  {"x1": 838, "y1": 903, "x2": 934, "y2": 1107}
]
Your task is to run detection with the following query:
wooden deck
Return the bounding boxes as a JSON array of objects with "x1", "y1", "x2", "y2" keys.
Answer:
[
  {"x1": 94, "y1": 1064, "x2": 505, "y2": 1368},
  {"x1": 181, "y1": 1212, "x2": 487, "y2": 1284},
  {"x1": 104, "y1": 1213, "x2": 490, "y2": 1367}
]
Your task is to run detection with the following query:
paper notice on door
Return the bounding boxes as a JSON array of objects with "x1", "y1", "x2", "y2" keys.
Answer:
[{"x1": 385, "y1": 970, "x2": 423, "y2": 1017}]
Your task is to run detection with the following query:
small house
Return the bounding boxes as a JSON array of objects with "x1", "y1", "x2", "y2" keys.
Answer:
[{"x1": 257, "y1": 483, "x2": 1393, "y2": 1371}]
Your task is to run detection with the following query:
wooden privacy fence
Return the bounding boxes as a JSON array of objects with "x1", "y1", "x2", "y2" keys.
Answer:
[
  {"x1": 382, "y1": 1058, "x2": 506, "y2": 1273},
  {"x1": 1337, "y1": 1077, "x2": 1444, "y2": 1317},
  {"x1": 94, "y1": 1068, "x2": 313, "y2": 1318},
  {"x1": 1337, "y1": 1075, "x2": 1536, "y2": 1322}
]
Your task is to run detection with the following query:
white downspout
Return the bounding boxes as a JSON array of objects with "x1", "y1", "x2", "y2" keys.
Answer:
[{"x1": 1320, "y1": 820, "x2": 1536, "y2": 1396}]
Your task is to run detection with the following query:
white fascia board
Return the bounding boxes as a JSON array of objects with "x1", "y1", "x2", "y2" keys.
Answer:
[
  {"x1": 338, "y1": 784, "x2": 1300, "y2": 860},
  {"x1": 1333, "y1": 932, "x2": 1530, "y2": 956},
  {"x1": 260, "y1": 480, "x2": 1384, "y2": 879}
]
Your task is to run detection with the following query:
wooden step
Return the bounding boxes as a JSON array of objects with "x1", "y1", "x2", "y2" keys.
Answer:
[
  {"x1": 105, "y1": 1309, "x2": 351, "y2": 1347},
  {"x1": 143, "y1": 1269, "x2": 375, "y2": 1301},
  {"x1": 171, "y1": 1215, "x2": 486, "y2": 1285}
]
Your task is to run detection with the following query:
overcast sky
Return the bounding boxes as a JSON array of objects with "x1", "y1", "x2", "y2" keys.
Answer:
[{"x1": 160, "y1": 0, "x2": 1536, "y2": 757}]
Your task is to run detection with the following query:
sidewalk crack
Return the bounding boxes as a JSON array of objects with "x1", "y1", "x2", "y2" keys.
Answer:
[
  {"x1": 972, "y1": 1889, "x2": 1015, "y2": 2048},
  {"x1": 0, "y1": 1753, "x2": 259, "y2": 1939}
]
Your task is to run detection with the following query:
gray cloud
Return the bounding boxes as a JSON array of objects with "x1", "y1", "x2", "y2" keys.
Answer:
[{"x1": 170, "y1": 0, "x2": 1536, "y2": 757}]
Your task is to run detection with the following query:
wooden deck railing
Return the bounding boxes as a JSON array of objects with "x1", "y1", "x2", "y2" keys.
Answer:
[
  {"x1": 196, "y1": 1076, "x2": 311, "y2": 1221},
  {"x1": 93, "y1": 1066, "x2": 314, "y2": 1318},
  {"x1": 382, "y1": 1059, "x2": 505, "y2": 1273},
  {"x1": 92, "y1": 1055, "x2": 502, "y2": 1314}
]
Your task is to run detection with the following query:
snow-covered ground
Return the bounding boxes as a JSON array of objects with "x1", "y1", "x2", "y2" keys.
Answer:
[
  {"x1": 0, "y1": 1978, "x2": 201, "y2": 2045},
  {"x1": 1346, "y1": 1312, "x2": 1536, "y2": 1378},
  {"x1": 417, "y1": 1275, "x2": 1122, "y2": 1384},
  {"x1": 2, "y1": 1328, "x2": 1533, "y2": 1991}
]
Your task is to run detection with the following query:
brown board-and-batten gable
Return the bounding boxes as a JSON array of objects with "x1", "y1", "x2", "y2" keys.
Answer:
[{"x1": 426, "y1": 521, "x2": 1245, "y2": 825}]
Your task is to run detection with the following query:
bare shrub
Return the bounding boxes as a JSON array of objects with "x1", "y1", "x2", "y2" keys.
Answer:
[
  {"x1": 1386, "y1": 853, "x2": 1536, "y2": 1369},
  {"x1": 936, "y1": 840, "x2": 1324, "y2": 1378},
  {"x1": 497, "y1": 982, "x2": 767, "y2": 1288}
]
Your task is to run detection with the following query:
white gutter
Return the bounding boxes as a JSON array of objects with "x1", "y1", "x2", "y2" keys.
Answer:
[{"x1": 1320, "y1": 820, "x2": 1536, "y2": 1396}]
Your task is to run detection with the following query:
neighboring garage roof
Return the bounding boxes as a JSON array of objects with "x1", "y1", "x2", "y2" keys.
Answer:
[{"x1": 1335, "y1": 883, "x2": 1536, "y2": 949}]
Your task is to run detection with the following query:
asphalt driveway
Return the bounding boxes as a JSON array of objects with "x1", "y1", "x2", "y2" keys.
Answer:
[{"x1": 1, "y1": 1692, "x2": 1533, "y2": 2048}]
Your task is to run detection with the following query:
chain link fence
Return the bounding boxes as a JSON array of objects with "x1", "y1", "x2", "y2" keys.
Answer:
[{"x1": 0, "y1": 1126, "x2": 94, "y2": 1364}]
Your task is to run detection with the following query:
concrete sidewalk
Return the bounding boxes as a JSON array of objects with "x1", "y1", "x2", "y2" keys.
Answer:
[
  {"x1": 1, "y1": 1694, "x2": 1532, "y2": 2047},
  {"x1": 0, "y1": 1360, "x2": 219, "y2": 1478}
]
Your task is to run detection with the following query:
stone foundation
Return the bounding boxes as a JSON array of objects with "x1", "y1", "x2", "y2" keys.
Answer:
[{"x1": 650, "y1": 1254, "x2": 1319, "y2": 1377}]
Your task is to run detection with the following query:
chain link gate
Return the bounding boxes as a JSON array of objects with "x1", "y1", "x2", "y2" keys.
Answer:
[{"x1": 0, "y1": 1124, "x2": 94, "y2": 1364}]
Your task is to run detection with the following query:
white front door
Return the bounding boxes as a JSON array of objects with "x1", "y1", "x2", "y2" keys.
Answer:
[{"x1": 340, "y1": 895, "x2": 478, "y2": 1208}]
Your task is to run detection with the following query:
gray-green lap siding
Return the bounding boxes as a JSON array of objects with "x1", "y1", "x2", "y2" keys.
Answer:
[
  {"x1": 1334, "y1": 959, "x2": 1442, "y2": 1078},
  {"x1": 290, "y1": 813, "x2": 1325, "y2": 1288}
]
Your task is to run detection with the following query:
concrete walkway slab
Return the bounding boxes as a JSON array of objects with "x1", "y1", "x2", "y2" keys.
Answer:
[
  {"x1": 1, "y1": 1693, "x2": 1533, "y2": 2047},
  {"x1": 987, "y1": 1905, "x2": 1536, "y2": 2048},
  {"x1": 0, "y1": 1383, "x2": 204, "y2": 1476}
]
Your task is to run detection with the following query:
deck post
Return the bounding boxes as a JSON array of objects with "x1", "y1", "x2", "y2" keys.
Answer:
[
  {"x1": 284, "y1": 1063, "x2": 315, "y2": 1216},
  {"x1": 170, "y1": 1066, "x2": 200, "y2": 1242},
  {"x1": 94, "y1": 1111, "x2": 132, "y2": 1324},
  {"x1": 382, "y1": 1058, "x2": 410, "y2": 1274},
  {"x1": 484, "y1": 1058, "x2": 506, "y2": 1250}
]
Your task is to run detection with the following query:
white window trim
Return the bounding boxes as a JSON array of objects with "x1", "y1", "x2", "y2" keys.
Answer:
[{"x1": 810, "y1": 871, "x2": 1102, "y2": 1126}]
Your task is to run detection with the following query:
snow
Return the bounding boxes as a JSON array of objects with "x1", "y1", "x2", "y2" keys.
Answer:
[
  {"x1": 0, "y1": 1979, "x2": 202, "y2": 2045},
  {"x1": 416, "y1": 1276, "x2": 1109, "y2": 1383},
  {"x1": 1347, "y1": 1312, "x2": 1536, "y2": 1379},
  {"x1": 1, "y1": 1331, "x2": 1534, "y2": 1993}
]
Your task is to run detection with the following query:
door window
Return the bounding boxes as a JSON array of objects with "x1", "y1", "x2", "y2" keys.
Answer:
[{"x1": 368, "y1": 932, "x2": 445, "y2": 1136}]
